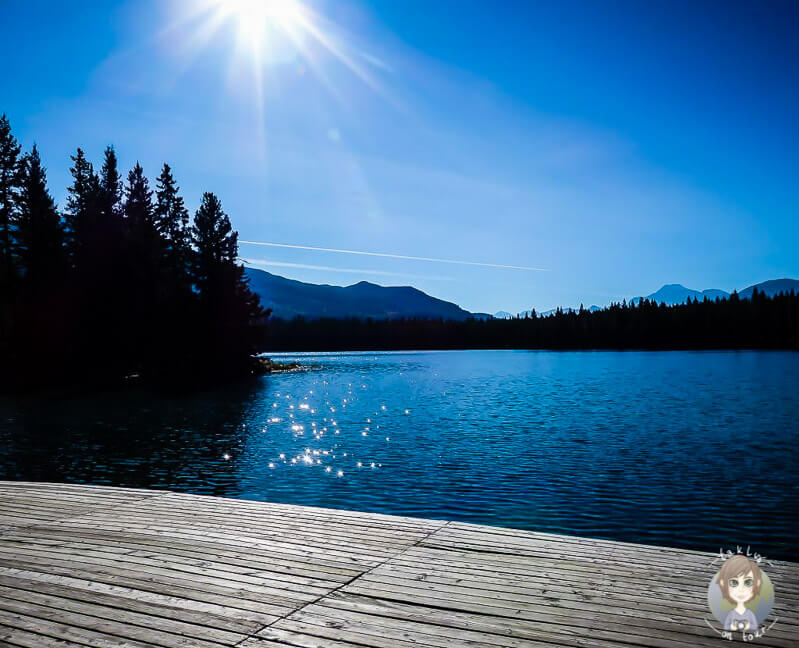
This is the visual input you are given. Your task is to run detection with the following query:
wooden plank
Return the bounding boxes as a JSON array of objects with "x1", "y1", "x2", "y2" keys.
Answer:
[
  {"x1": 0, "y1": 535, "x2": 343, "y2": 588},
  {"x1": 0, "y1": 481, "x2": 160, "y2": 497},
  {"x1": 5, "y1": 526, "x2": 366, "y2": 579},
  {"x1": 312, "y1": 592, "x2": 795, "y2": 648},
  {"x1": 314, "y1": 592, "x2": 661, "y2": 648},
  {"x1": 0, "y1": 590, "x2": 245, "y2": 647},
  {"x1": 0, "y1": 573, "x2": 260, "y2": 635},
  {"x1": 0, "y1": 543, "x2": 332, "y2": 599},
  {"x1": 0, "y1": 529, "x2": 359, "y2": 581},
  {"x1": 425, "y1": 526, "x2": 799, "y2": 585},
  {"x1": 271, "y1": 606, "x2": 566, "y2": 648},
  {"x1": 0, "y1": 559, "x2": 294, "y2": 621},
  {"x1": 0, "y1": 567, "x2": 275, "y2": 630},
  {"x1": 398, "y1": 545, "x2": 799, "y2": 594},
  {"x1": 31, "y1": 520, "x2": 397, "y2": 567},
  {"x1": 0, "y1": 607, "x2": 161, "y2": 648},
  {"x1": 1, "y1": 481, "x2": 797, "y2": 648},
  {"x1": 0, "y1": 624, "x2": 91, "y2": 648},
  {"x1": 41, "y1": 512, "x2": 417, "y2": 559}
]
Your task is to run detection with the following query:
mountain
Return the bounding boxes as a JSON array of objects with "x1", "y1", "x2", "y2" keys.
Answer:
[
  {"x1": 631, "y1": 284, "x2": 730, "y2": 306},
  {"x1": 701, "y1": 289, "x2": 730, "y2": 300},
  {"x1": 739, "y1": 278, "x2": 799, "y2": 299},
  {"x1": 631, "y1": 279, "x2": 798, "y2": 306},
  {"x1": 245, "y1": 267, "x2": 480, "y2": 320},
  {"x1": 246, "y1": 268, "x2": 798, "y2": 322}
]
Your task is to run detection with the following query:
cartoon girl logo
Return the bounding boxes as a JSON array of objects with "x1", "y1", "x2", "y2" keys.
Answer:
[{"x1": 707, "y1": 554, "x2": 776, "y2": 639}]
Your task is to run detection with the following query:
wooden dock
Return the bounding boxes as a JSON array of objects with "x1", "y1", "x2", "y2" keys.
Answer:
[{"x1": 0, "y1": 482, "x2": 796, "y2": 647}]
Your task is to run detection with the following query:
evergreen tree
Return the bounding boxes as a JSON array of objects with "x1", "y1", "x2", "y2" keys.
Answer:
[
  {"x1": 0, "y1": 114, "x2": 22, "y2": 288},
  {"x1": 191, "y1": 192, "x2": 238, "y2": 292},
  {"x1": 98, "y1": 146, "x2": 122, "y2": 221},
  {"x1": 8, "y1": 145, "x2": 70, "y2": 384},
  {"x1": 12, "y1": 145, "x2": 66, "y2": 288},
  {"x1": 121, "y1": 162, "x2": 160, "y2": 370},
  {"x1": 154, "y1": 163, "x2": 190, "y2": 272},
  {"x1": 123, "y1": 162, "x2": 154, "y2": 232},
  {"x1": 63, "y1": 148, "x2": 99, "y2": 265},
  {"x1": 191, "y1": 192, "x2": 263, "y2": 375}
]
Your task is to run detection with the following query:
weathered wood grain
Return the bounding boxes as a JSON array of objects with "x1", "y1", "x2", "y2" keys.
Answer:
[{"x1": 0, "y1": 481, "x2": 796, "y2": 647}]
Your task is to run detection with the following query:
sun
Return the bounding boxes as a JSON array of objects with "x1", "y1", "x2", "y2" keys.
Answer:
[
  {"x1": 169, "y1": 0, "x2": 389, "y2": 115},
  {"x1": 218, "y1": 0, "x2": 304, "y2": 47}
]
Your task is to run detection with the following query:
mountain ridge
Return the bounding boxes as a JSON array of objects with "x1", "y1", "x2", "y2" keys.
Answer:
[
  {"x1": 245, "y1": 267, "x2": 798, "y2": 321},
  {"x1": 245, "y1": 267, "x2": 479, "y2": 320}
]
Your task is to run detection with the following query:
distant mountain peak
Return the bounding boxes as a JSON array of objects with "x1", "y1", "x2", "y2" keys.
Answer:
[
  {"x1": 245, "y1": 267, "x2": 479, "y2": 320},
  {"x1": 739, "y1": 278, "x2": 799, "y2": 299},
  {"x1": 497, "y1": 279, "x2": 797, "y2": 318}
]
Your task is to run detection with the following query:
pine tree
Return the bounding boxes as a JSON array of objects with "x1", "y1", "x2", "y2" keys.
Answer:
[
  {"x1": 98, "y1": 146, "x2": 122, "y2": 221},
  {"x1": 63, "y1": 148, "x2": 99, "y2": 265},
  {"x1": 154, "y1": 163, "x2": 190, "y2": 272},
  {"x1": 0, "y1": 114, "x2": 22, "y2": 288},
  {"x1": 191, "y1": 192, "x2": 238, "y2": 292},
  {"x1": 121, "y1": 162, "x2": 160, "y2": 369},
  {"x1": 12, "y1": 145, "x2": 66, "y2": 289},
  {"x1": 123, "y1": 162, "x2": 154, "y2": 232},
  {"x1": 191, "y1": 192, "x2": 263, "y2": 375}
]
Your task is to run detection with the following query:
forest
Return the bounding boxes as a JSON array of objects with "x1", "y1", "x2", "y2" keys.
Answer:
[
  {"x1": 263, "y1": 288, "x2": 799, "y2": 352},
  {"x1": 0, "y1": 115, "x2": 264, "y2": 391}
]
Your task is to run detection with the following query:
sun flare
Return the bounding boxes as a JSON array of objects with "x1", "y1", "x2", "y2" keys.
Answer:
[{"x1": 218, "y1": 0, "x2": 304, "y2": 47}]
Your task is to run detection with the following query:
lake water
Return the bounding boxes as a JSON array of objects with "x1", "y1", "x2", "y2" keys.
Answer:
[{"x1": 1, "y1": 350, "x2": 797, "y2": 559}]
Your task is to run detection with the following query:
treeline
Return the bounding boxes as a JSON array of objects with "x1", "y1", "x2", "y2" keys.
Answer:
[
  {"x1": 262, "y1": 290, "x2": 799, "y2": 351},
  {"x1": 0, "y1": 115, "x2": 264, "y2": 391}
]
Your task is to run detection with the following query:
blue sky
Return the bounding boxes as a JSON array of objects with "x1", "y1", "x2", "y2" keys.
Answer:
[{"x1": 2, "y1": 0, "x2": 797, "y2": 314}]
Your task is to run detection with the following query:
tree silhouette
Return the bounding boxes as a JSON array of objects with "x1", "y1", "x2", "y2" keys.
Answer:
[
  {"x1": 192, "y1": 192, "x2": 237, "y2": 291},
  {"x1": 154, "y1": 163, "x2": 191, "y2": 277},
  {"x1": 0, "y1": 114, "x2": 22, "y2": 296},
  {"x1": 123, "y1": 162, "x2": 155, "y2": 232},
  {"x1": 0, "y1": 117, "x2": 272, "y2": 391},
  {"x1": 12, "y1": 145, "x2": 65, "y2": 289},
  {"x1": 9, "y1": 145, "x2": 69, "y2": 377},
  {"x1": 63, "y1": 148, "x2": 99, "y2": 268},
  {"x1": 99, "y1": 146, "x2": 122, "y2": 221},
  {"x1": 191, "y1": 192, "x2": 264, "y2": 376}
]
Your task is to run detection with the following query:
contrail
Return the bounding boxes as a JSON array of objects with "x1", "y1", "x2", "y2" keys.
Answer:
[
  {"x1": 241, "y1": 258, "x2": 454, "y2": 281},
  {"x1": 239, "y1": 241, "x2": 549, "y2": 272}
]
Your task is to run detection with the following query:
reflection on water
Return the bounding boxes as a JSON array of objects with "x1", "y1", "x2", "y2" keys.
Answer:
[{"x1": 1, "y1": 350, "x2": 797, "y2": 559}]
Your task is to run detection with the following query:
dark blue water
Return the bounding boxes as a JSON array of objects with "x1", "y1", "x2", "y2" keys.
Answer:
[{"x1": 1, "y1": 350, "x2": 797, "y2": 558}]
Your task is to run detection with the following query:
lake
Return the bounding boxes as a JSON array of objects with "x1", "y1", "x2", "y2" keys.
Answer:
[{"x1": 1, "y1": 350, "x2": 797, "y2": 559}]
